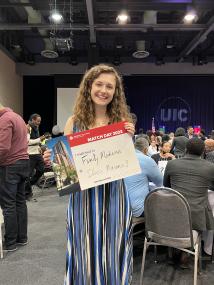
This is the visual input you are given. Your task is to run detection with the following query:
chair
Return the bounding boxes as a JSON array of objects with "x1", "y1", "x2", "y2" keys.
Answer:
[
  {"x1": 37, "y1": 171, "x2": 56, "y2": 190},
  {"x1": 0, "y1": 207, "x2": 4, "y2": 258},
  {"x1": 140, "y1": 187, "x2": 201, "y2": 285},
  {"x1": 132, "y1": 216, "x2": 145, "y2": 237}
]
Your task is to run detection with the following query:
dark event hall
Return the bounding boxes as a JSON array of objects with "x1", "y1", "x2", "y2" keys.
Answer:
[{"x1": 0, "y1": 1, "x2": 214, "y2": 285}]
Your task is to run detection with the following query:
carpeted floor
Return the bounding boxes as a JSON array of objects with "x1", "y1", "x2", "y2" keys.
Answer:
[{"x1": 0, "y1": 187, "x2": 213, "y2": 285}]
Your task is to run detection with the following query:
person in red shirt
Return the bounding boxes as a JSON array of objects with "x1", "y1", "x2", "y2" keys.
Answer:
[{"x1": 0, "y1": 103, "x2": 29, "y2": 252}]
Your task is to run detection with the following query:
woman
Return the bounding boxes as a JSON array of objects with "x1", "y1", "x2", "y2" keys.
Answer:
[
  {"x1": 147, "y1": 133, "x2": 158, "y2": 157},
  {"x1": 63, "y1": 65, "x2": 134, "y2": 285},
  {"x1": 151, "y1": 141, "x2": 175, "y2": 175},
  {"x1": 198, "y1": 128, "x2": 207, "y2": 141}
]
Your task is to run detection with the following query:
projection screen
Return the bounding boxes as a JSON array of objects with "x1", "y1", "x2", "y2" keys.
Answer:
[{"x1": 57, "y1": 88, "x2": 79, "y2": 132}]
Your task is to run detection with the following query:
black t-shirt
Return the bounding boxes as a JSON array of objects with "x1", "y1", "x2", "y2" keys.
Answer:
[{"x1": 151, "y1": 153, "x2": 172, "y2": 165}]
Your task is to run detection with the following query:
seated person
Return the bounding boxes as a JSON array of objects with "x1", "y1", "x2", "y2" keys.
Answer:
[
  {"x1": 151, "y1": 141, "x2": 175, "y2": 164},
  {"x1": 204, "y1": 139, "x2": 214, "y2": 163},
  {"x1": 164, "y1": 138, "x2": 214, "y2": 265},
  {"x1": 164, "y1": 137, "x2": 214, "y2": 231},
  {"x1": 148, "y1": 140, "x2": 158, "y2": 157},
  {"x1": 124, "y1": 137, "x2": 163, "y2": 217},
  {"x1": 198, "y1": 129, "x2": 207, "y2": 141},
  {"x1": 147, "y1": 132, "x2": 158, "y2": 157},
  {"x1": 171, "y1": 127, "x2": 189, "y2": 158},
  {"x1": 151, "y1": 141, "x2": 175, "y2": 175}
]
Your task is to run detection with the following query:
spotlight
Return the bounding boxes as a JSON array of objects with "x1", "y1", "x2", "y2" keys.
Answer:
[
  {"x1": 50, "y1": 10, "x2": 63, "y2": 23},
  {"x1": 116, "y1": 12, "x2": 130, "y2": 24},
  {"x1": 184, "y1": 7, "x2": 198, "y2": 23},
  {"x1": 115, "y1": 37, "x2": 124, "y2": 49},
  {"x1": 166, "y1": 38, "x2": 174, "y2": 49},
  {"x1": 166, "y1": 43, "x2": 174, "y2": 49},
  {"x1": 184, "y1": 14, "x2": 196, "y2": 22}
]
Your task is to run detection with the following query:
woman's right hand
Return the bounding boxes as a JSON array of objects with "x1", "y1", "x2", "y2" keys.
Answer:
[
  {"x1": 124, "y1": 122, "x2": 135, "y2": 137},
  {"x1": 40, "y1": 135, "x2": 46, "y2": 141},
  {"x1": 43, "y1": 149, "x2": 52, "y2": 165}
]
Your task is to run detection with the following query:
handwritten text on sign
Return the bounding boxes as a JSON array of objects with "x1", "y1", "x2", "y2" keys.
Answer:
[{"x1": 68, "y1": 122, "x2": 141, "y2": 190}]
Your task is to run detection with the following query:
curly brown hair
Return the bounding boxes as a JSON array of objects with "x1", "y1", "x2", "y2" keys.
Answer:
[{"x1": 72, "y1": 64, "x2": 133, "y2": 130}]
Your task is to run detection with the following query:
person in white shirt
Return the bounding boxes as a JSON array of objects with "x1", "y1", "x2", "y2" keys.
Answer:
[{"x1": 148, "y1": 140, "x2": 158, "y2": 157}]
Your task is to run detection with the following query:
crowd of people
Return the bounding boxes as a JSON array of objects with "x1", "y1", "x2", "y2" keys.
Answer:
[
  {"x1": 126, "y1": 126, "x2": 214, "y2": 268},
  {"x1": 128, "y1": 127, "x2": 214, "y2": 222},
  {"x1": 0, "y1": 64, "x2": 214, "y2": 284}
]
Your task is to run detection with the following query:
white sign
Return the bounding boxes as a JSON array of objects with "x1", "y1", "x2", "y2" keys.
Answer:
[
  {"x1": 158, "y1": 160, "x2": 168, "y2": 175},
  {"x1": 70, "y1": 122, "x2": 141, "y2": 190}
]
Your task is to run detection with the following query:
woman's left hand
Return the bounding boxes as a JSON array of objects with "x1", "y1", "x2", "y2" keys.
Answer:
[{"x1": 124, "y1": 122, "x2": 135, "y2": 137}]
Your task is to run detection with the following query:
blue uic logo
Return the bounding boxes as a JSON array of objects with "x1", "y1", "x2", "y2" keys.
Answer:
[{"x1": 156, "y1": 97, "x2": 191, "y2": 130}]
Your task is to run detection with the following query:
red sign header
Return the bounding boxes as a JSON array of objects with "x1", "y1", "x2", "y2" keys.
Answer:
[{"x1": 68, "y1": 121, "x2": 127, "y2": 147}]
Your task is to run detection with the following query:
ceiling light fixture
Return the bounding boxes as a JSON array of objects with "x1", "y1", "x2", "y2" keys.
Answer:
[
  {"x1": 184, "y1": 13, "x2": 196, "y2": 23},
  {"x1": 184, "y1": 7, "x2": 198, "y2": 23},
  {"x1": 116, "y1": 12, "x2": 130, "y2": 24},
  {"x1": 115, "y1": 37, "x2": 124, "y2": 49},
  {"x1": 166, "y1": 44, "x2": 174, "y2": 49},
  {"x1": 132, "y1": 41, "x2": 149, "y2": 59},
  {"x1": 50, "y1": 10, "x2": 63, "y2": 23},
  {"x1": 166, "y1": 38, "x2": 174, "y2": 49}
]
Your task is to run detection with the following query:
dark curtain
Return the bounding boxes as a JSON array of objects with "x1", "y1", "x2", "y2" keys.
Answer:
[
  {"x1": 23, "y1": 76, "x2": 55, "y2": 134},
  {"x1": 124, "y1": 75, "x2": 214, "y2": 135},
  {"x1": 23, "y1": 75, "x2": 214, "y2": 135}
]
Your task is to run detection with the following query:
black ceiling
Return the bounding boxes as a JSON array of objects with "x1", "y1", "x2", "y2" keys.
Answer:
[{"x1": 0, "y1": 0, "x2": 214, "y2": 65}]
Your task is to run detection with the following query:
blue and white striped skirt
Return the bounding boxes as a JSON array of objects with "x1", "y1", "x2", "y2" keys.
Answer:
[{"x1": 64, "y1": 180, "x2": 133, "y2": 285}]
